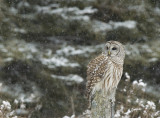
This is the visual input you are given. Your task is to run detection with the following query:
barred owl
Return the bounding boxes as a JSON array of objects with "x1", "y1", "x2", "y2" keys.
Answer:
[{"x1": 86, "y1": 41, "x2": 125, "y2": 108}]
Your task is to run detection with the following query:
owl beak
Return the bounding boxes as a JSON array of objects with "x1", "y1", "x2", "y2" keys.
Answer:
[{"x1": 108, "y1": 51, "x2": 111, "y2": 56}]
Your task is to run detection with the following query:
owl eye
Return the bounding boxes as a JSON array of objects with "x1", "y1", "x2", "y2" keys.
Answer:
[
  {"x1": 112, "y1": 47, "x2": 117, "y2": 50},
  {"x1": 106, "y1": 47, "x2": 109, "y2": 50}
]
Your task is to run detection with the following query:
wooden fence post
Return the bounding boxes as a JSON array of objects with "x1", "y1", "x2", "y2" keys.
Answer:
[{"x1": 91, "y1": 87, "x2": 116, "y2": 118}]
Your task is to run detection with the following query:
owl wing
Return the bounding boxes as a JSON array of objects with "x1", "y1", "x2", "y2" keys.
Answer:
[{"x1": 86, "y1": 54, "x2": 108, "y2": 98}]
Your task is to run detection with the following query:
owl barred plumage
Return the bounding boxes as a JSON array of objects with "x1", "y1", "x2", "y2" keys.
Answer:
[{"x1": 86, "y1": 41, "x2": 125, "y2": 108}]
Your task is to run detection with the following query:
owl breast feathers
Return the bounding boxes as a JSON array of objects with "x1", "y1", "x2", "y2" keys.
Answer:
[
  {"x1": 86, "y1": 54, "x2": 123, "y2": 99},
  {"x1": 86, "y1": 41, "x2": 125, "y2": 102}
]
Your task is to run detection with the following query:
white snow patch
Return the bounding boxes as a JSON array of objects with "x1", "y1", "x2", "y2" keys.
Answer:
[
  {"x1": 133, "y1": 79, "x2": 147, "y2": 92},
  {"x1": 0, "y1": 44, "x2": 8, "y2": 53},
  {"x1": 20, "y1": 103, "x2": 26, "y2": 109},
  {"x1": 4, "y1": 57, "x2": 13, "y2": 62},
  {"x1": 92, "y1": 20, "x2": 136, "y2": 33},
  {"x1": 125, "y1": 72, "x2": 130, "y2": 81},
  {"x1": 128, "y1": 1, "x2": 146, "y2": 12},
  {"x1": 14, "y1": 99, "x2": 19, "y2": 105},
  {"x1": 56, "y1": 45, "x2": 96, "y2": 56},
  {"x1": 75, "y1": 7, "x2": 97, "y2": 15},
  {"x1": 15, "y1": 109, "x2": 29, "y2": 115},
  {"x1": 51, "y1": 74, "x2": 83, "y2": 83},
  {"x1": 127, "y1": 99, "x2": 131, "y2": 103},
  {"x1": 155, "y1": 111, "x2": 160, "y2": 116},
  {"x1": 124, "y1": 109, "x2": 131, "y2": 115},
  {"x1": 17, "y1": 42, "x2": 38, "y2": 53},
  {"x1": 41, "y1": 56, "x2": 79, "y2": 68},
  {"x1": 141, "y1": 44, "x2": 152, "y2": 53},
  {"x1": 9, "y1": 7, "x2": 18, "y2": 14},
  {"x1": 67, "y1": 15, "x2": 90, "y2": 21},
  {"x1": 0, "y1": 81, "x2": 41, "y2": 103},
  {"x1": 146, "y1": 101, "x2": 156, "y2": 110},
  {"x1": 63, "y1": 116, "x2": 70, "y2": 118},
  {"x1": 133, "y1": 79, "x2": 147, "y2": 88},
  {"x1": 115, "y1": 105, "x2": 124, "y2": 117},
  {"x1": 125, "y1": 43, "x2": 140, "y2": 56},
  {"x1": 109, "y1": 20, "x2": 137, "y2": 29},
  {"x1": 148, "y1": 57, "x2": 158, "y2": 62},
  {"x1": 63, "y1": 115, "x2": 75, "y2": 118},
  {"x1": 36, "y1": 6, "x2": 96, "y2": 21},
  {"x1": 45, "y1": 49, "x2": 52, "y2": 56},
  {"x1": 92, "y1": 20, "x2": 112, "y2": 32},
  {"x1": 13, "y1": 28, "x2": 27, "y2": 34},
  {"x1": 17, "y1": 1, "x2": 30, "y2": 8},
  {"x1": 1, "y1": 101, "x2": 11, "y2": 110},
  {"x1": 12, "y1": 116, "x2": 18, "y2": 118},
  {"x1": 154, "y1": 7, "x2": 160, "y2": 15},
  {"x1": 36, "y1": 6, "x2": 97, "y2": 15},
  {"x1": 71, "y1": 0, "x2": 95, "y2": 1},
  {"x1": 125, "y1": 42, "x2": 160, "y2": 63}
]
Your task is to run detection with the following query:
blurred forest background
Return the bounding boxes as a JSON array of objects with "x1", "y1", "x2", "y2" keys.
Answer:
[{"x1": 0, "y1": 0, "x2": 160, "y2": 118}]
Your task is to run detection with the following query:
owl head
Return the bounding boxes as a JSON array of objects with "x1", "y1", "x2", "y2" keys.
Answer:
[{"x1": 103, "y1": 41, "x2": 125, "y2": 60}]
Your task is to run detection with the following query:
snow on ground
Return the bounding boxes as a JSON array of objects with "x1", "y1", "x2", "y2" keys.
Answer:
[
  {"x1": 146, "y1": 101, "x2": 156, "y2": 110},
  {"x1": 36, "y1": 6, "x2": 97, "y2": 15},
  {"x1": 154, "y1": 7, "x2": 160, "y2": 15},
  {"x1": 0, "y1": 82, "x2": 41, "y2": 103},
  {"x1": 133, "y1": 79, "x2": 147, "y2": 88},
  {"x1": 115, "y1": 105, "x2": 124, "y2": 117},
  {"x1": 63, "y1": 115, "x2": 75, "y2": 118},
  {"x1": 24, "y1": 2, "x2": 137, "y2": 32},
  {"x1": 109, "y1": 20, "x2": 137, "y2": 29},
  {"x1": 1, "y1": 101, "x2": 11, "y2": 111},
  {"x1": 125, "y1": 42, "x2": 160, "y2": 63},
  {"x1": 9, "y1": 0, "x2": 139, "y2": 35},
  {"x1": 92, "y1": 20, "x2": 137, "y2": 33},
  {"x1": 92, "y1": 20, "x2": 113, "y2": 32},
  {"x1": 128, "y1": 1, "x2": 146, "y2": 12},
  {"x1": 41, "y1": 56, "x2": 79, "y2": 68},
  {"x1": 13, "y1": 28, "x2": 27, "y2": 34},
  {"x1": 133, "y1": 79, "x2": 147, "y2": 92},
  {"x1": 125, "y1": 39, "x2": 160, "y2": 60},
  {"x1": 9, "y1": 7, "x2": 18, "y2": 14},
  {"x1": 56, "y1": 44, "x2": 102, "y2": 57},
  {"x1": 51, "y1": 74, "x2": 83, "y2": 84},
  {"x1": 56, "y1": 46, "x2": 90, "y2": 56},
  {"x1": 0, "y1": 100, "x2": 27, "y2": 117},
  {"x1": 2, "y1": 38, "x2": 160, "y2": 71},
  {"x1": 17, "y1": 1, "x2": 30, "y2": 8},
  {"x1": 0, "y1": 40, "x2": 82, "y2": 69},
  {"x1": 125, "y1": 72, "x2": 130, "y2": 81},
  {"x1": 35, "y1": 5, "x2": 97, "y2": 21}
]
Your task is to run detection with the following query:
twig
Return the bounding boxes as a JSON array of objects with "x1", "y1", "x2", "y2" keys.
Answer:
[{"x1": 71, "y1": 96, "x2": 75, "y2": 115}]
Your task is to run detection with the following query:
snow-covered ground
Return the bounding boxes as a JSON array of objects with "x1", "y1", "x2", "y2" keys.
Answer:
[{"x1": 51, "y1": 74, "x2": 84, "y2": 84}]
